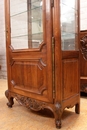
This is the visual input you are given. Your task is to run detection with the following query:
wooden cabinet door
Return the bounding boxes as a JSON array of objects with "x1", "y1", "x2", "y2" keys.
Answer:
[
  {"x1": 5, "y1": 0, "x2": 53, "y2": 103},
  {"x1": 58, "y1": 0, "x2": 80, "y2": 101}
]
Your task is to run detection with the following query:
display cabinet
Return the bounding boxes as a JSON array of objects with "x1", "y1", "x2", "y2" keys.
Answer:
[{"x1": 5, "y1": 0, "x2": 80, "y2": 128}]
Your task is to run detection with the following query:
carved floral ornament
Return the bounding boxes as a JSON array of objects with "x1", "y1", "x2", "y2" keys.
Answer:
[
  {"x1": 80, "y1": 35, "x2": 87, "y2": 60},
  {"x1": 15, "y1": 95, "x2": 46, "y2": 111}
]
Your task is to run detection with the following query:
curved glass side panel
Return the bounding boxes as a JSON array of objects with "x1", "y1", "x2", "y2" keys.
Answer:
[
  {"x1": 60, "y1": 0, "x2": 78, "y2": 50},
  {"x1": 10, "y1": 0, "x2": 43, "y2": 49}
]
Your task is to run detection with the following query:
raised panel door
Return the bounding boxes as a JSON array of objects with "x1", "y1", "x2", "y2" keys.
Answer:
[{"x1": 5, "y1": 0, "x2": 53, "y2": 103}]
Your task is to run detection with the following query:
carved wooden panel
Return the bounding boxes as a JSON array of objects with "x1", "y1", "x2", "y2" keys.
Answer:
[
  {"x1": 62, "y1": 59, "x2": 79, "y2": 100},
  {"x1": 11, "y1": 59, "x2": 47, "y2": 95},
  {"x1": 14, "y1": 94, "x2": 47, "y2": 111}
]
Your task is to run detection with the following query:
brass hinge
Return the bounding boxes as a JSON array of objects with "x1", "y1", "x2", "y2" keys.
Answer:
[
  {"x1": 52, "y1": 37, "x2": 55, "y2": 99},
  {"x1": 51, "y1": 0, "x2": 54, "y2": 7}
]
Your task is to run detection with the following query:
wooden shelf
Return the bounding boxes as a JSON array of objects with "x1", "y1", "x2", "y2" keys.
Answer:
[{"x1": 80, "y1": 76, "x2": 87, "y2": 80}]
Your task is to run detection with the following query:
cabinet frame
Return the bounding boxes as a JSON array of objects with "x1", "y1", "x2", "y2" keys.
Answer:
[{"x1": 5, "y1": 0, "x2": 80, "y2": 128}]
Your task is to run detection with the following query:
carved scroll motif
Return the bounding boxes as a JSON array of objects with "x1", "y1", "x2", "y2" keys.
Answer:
[
  {"x1": 5, "y1": 90, "x2": 14, "y2": 107},
  {"x1": 80, "y1": 35, "x2": 87, "y2": 60},
  {"x1": 14, "y1": 94, "x2": 46, "y2": 111}
]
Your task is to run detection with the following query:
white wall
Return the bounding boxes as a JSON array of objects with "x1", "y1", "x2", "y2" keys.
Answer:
[
  {"x1": 0, "y1": 1, "x2": 7, "y2": 78},
  {"x1": 80, "y1": 0, "x2": 87, "y2": 30}
]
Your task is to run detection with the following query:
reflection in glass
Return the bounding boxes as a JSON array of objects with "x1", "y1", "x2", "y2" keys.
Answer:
[
  {"x1": 61, "y1": 0, "x2": 78, "y2": 50},
  {"x1": 10, "y1": 0, "x2": 43, "y2": 49}
]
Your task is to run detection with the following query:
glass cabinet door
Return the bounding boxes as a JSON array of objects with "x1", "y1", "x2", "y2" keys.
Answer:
[
  {"x1": 60, "y1": 0, "x2": 78, "y2": 50},
  {"x1": 10, "y1": 0, "x2": 43, "y2": 49}
]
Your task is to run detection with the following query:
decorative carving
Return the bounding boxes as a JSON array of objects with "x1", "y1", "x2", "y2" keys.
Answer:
[
  {"x1": 11, "y1": 79, "x2": 47, "y2": 95},
  {"x1": 80, "y1": 35, "x2": 87, "y2": 60},
  {"x1": 9, "y1": 42, "x2": 46, "y2": 52},
  {"x1": 5, "y1": 91, "x2": 63, "y2": 128},
  {"x1": 9, "y1": 45, "x2": 14, "y2": 51},
  {"x1": 14, "y1": 94, "x2": 46, "y2": 111},
  {"x1": 39, "y1": 59, "x2": 46, "y2": 67},
  {"x1": 80, "y1": 84, "x2": 87, "y2": 93},
  {"x1": 11, "y1": 80, "x2": 16, "y2": 86},
  {"x1": 10, "y1": 58, "x2": 46, "y2": 70},
  {"x1": 38, "y1": 58, "x2": 46, "y2": 70},
  {"x1": 5, "y1": 90, "x2": 14, "y2": 107},
  {"x1": 39, "y1": 42, "x2": 46, "y2": 51}
]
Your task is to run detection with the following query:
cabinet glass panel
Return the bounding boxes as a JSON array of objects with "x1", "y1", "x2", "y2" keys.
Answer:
[
  {"x1": 61, "y1": 0, "x2": 78, "y2": 50},
  {"x1": 10, "y1": 0, "x2": 43, "y2": 49}
]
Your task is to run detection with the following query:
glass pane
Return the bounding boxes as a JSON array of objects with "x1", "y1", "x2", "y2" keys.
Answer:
[
  {"x1": 61, "y1": 0, "x2": 76, "y2": 9},
  {"x1": 10, "y1": 0, "x2": 43, "y2": 49},
  {"x1": 61, "y1": 0, "x2": 78, "y2": 50}
]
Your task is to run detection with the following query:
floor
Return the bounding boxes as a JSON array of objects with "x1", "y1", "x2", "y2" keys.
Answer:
[{"x1": 0, "y1": 79, "x2": 87, "y2": 130}]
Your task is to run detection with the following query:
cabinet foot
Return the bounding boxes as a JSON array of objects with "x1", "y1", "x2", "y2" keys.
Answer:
[
  {"x1": 5, "y1": 90, "x2": 14, "y2": 108},
  {"x1": 75, "y1": 103, "x2": 80, "y2": 114},
  {"x1": 54, "y1": 102, "x2": 63, "y2": 129},
  {"x1": 55, "y1": 120, "x2": 61, "y2": 129}
]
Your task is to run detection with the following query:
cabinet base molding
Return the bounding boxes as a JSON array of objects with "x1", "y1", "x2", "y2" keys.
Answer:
[
  {"x1": 5, "y1": 90, "x2": 80, "y2": 129},
  {"x1": 5, "y1": 90, "x2": 62, "y2": 128}
]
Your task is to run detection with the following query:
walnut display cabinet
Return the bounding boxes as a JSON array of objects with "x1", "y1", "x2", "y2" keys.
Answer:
[{"x1": 5, "y1": 0, "x2": 80, "y2": 128}]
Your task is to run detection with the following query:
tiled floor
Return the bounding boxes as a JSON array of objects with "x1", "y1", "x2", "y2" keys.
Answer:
[{"x1": 0, "y1": 79, "x2": 87, "y2": 130}]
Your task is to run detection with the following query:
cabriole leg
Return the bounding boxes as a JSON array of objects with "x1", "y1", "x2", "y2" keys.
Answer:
[
  {"x1": 5, "y1": 90, "x2": 14, "y2": 108},
  {"x1": 54, "y1": 102, "x2": 63, "y2": 129}
]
